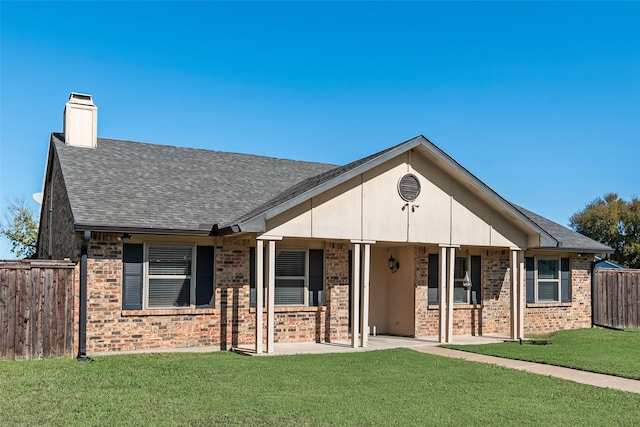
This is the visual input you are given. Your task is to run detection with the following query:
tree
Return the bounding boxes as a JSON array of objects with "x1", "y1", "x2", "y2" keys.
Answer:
[
  {"x1": 570, "y1": 193, "x2": 640, "y2": 268},
  {"x1": 0, "y1": 198, "x2": 39, "y2": 259}
]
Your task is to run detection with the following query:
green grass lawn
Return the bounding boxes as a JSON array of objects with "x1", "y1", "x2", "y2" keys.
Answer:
[
  {"x1": 1, "y1": 348, "x2": 639, "y2": 426},
  {"x1": 445, "y1": 327, "x2": 640, "y2": 380}
]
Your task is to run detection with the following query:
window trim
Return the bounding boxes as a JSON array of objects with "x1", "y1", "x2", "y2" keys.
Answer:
[
  {"x1": 274, "y1": 248, "x2": 309, "y2": 306},
  {"x1": 453, "y1": 256, "x2": 470, "y2": 305},
  {"x1": 533, "y1": 256, "x2": 562, "y2": 304},
  {"x1": 525, "y1": 254, "x2": 573, "y2": 305},
  {"x1": 143, "y1": 243, "x2": 197, "y2": 310}
]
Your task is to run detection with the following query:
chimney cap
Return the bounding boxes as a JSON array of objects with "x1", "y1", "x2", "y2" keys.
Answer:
[{"x1": 68, "y1": 92, "x2": 94, "y2": 106}]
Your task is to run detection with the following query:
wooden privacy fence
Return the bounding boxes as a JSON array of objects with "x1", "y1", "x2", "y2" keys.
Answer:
[
  {"x1": 593, "y1": 268, "x2": 640, "y2": 329},
  {"x1": 0, "y1": 260, "x2": 75, "y2": 359}
]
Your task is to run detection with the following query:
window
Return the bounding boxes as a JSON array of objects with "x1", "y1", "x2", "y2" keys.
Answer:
[
  {"x1": 122, "y1": 243, "x2": 214, "y2": 310},
  {"x1": 427, "y1": 254, "x2": 481, "y2": 305},
  {"x1": 250, "y1": 247, "x2": 323, "y2": 307},
  {"x1": 275, "y1": 250, "x2": 306, "y2": 305},
  {"x1": 453, "y1": 257, "x2": 470, "y2": 304},
  {"x1": 148, "y1": 245, "x2": 192, "y2": 307},
  {"x1": 526, "y1": 257, "x2": 570, "y2": 303}
]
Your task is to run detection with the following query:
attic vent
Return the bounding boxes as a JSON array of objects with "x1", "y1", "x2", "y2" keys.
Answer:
[{"x1": 398, "y1": 173, "x2": 421, "y2": 201}]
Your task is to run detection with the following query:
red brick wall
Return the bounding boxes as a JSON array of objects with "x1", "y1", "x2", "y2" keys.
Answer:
[
  {"x1": 37, "y1": 149, "x2": 76, "y2": 260},
  {"x1": 78, "y1": 234, "x2": 344, "y2": 353},
  {"x1": 72, "y1": 232, "x2": 593, "y2": 354},
  {"x1": 413, "y1": 250, "x2": 591, "y2": 338},
  {"x1": 324, "y1": 243, "x2": 350, "y2": 341},
  {"x1": 524, "y1": 255, "x2": 592, "y2": 333}
]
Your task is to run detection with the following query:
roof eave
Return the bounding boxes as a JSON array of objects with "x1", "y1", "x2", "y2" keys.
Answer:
[
  {"x1": 527, "y1": 246, "x2": 614, "y2": 255},
  {"x1": 74, "y1": 224, "x2": 216, "y2": 236}
]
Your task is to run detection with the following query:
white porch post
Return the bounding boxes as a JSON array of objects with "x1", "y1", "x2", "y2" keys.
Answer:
[
  {"x1": 510, "y1": 249, "x2": 519, "y2": 340},
  {"x1": 438, "y1": 246, "x2": 447, "y2": 343},
  {"x1": 360, "y1": 243, "x2": 371, "y2": 348},
  {"x1": 266, "y1": 240, "x2": 276, "y2": 353},
  {"x1": 255, "y1": 239, "x2": 264, "y2": 354},
  {"x1": 446, "y1": 246, "x2": 455, "y2": 343},
  {"x1": 351, "y1": 243, "x2": 361, "y2": 348},
  {"x1": 518, "y1": 251, "x2": 525, "y2": 340}
]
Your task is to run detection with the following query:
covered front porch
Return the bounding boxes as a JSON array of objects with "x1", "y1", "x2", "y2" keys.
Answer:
[{"x1": 252, "y1": 237, "x2": 526, "y2": 355}]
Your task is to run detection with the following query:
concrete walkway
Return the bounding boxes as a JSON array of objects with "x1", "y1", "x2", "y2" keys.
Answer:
[{"x1": 416, "y1": 346, "x2": 640, "y2": 394}]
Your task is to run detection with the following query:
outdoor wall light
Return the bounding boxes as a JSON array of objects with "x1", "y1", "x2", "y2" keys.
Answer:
[
  {"x1": 117, "y1": 233, "x2": 132, "y2": 241},
  {"x1": 388, "y1": 255, "x2": 400, "y2": 273},
  {"x1": 462, "y1": 271, "x2": 472, "y2": 288}
]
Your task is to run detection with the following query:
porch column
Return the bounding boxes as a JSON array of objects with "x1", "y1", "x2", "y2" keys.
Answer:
[
  {"x1": 518, "y1": 251, "x2": 525, "y2": 340},
  {"x1": 266, "y1": 240, "x2": 276, "y2": 353},
  {"x1": 510, "y1": 249, "x2": 525, "y2": 340},
  {"x1": 438, "y1": 246, "x2": 447, "y2": 343},
  {"x1": 255, "y1": 239, "x2": 264, "y2": 354},
  {"x1": 446, "y1": 246, "x2": 456, "y2": 343},
  {"x1": 360, "y1": 242, "x2": 372, "y2": 348},
  {"x1": 351, "y1": 243, "x2": 361, "y2": 348}
]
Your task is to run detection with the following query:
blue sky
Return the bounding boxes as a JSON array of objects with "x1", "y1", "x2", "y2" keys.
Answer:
[{"x1": 1, "y1": 1, "x2": 638, "y2": 258}]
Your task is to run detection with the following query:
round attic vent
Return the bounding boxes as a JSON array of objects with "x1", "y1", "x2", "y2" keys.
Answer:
[{"x1": 398, "y1": 173, "x2": 421, "y2": 201}]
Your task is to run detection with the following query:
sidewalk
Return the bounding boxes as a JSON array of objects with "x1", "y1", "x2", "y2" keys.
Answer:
[{"x1": 416, "y1": 346, "x2": 640, "y2": 394}]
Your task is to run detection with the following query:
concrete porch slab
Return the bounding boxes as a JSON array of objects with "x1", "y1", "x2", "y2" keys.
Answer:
[{"x1": 233, "y1": 334, "x2": 508, "y2": 356}]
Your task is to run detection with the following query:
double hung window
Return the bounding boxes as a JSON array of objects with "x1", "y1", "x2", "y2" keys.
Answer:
[
  {"x1": 147, "y1": 245, "x2": 193, "y2": 308},
  {"x1": 427, "y1": 254, "x2": 481, "y2": 305},
  {"x1": 122, "y1": 243, "x2": 214, "y2": 310},
  {"x1": 526, "y1": 257, "x2": 570, "y2": 303},
  {"x1": 453, "y1": 257, "x2": 470, "y2": 304},
  {"x1": 275, "y1": 250, "x2": 306, "y2": 305},
  {"x1": 250, "y1": 247, "x2": 324, "y2": 307}
]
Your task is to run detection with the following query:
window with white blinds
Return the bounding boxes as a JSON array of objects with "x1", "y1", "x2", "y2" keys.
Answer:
[
  {"x1": 275, "y1": 250, "x2": 306, "y2": 305},
  {"x1": 147, "y1": 245, "x2": 193, "y2": 308}
]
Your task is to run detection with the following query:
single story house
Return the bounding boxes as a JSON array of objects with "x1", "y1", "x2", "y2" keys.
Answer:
[{"x1": 37, "y1": 93, "x2": 613, "y2": 357}]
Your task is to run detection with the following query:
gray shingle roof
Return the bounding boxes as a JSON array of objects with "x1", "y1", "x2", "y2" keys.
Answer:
[
  {"x1": 52, "y1": 133, "x2": 336, "y2": 233},
  {"x1": 51, "y1": 132, "x2": 613, "y2": 253},
  {"x1": 228, "y1": 136, "x2": 419, "y2": 227},
  {"x1": 514, "y1": 205, "x2": 613, "y2": 254}
]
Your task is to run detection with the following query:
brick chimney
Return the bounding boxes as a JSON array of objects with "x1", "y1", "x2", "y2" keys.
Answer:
[{"x1": 63, "y1": 92, "x2": 97, "y2": 148}]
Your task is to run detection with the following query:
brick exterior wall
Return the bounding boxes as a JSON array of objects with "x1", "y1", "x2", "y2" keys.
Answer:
[
  {"x1": 74, "y1": 234, "x2": 340, "y2": 353},
  {"x1": 37, "y1": 149, "x2": 76, "y2": 261},
  {"x1": 324, "y1": 243, "x2": 350, "y2": 341},
  {"x1": 478, "y1": 252, "x2": 512, "y2": 335},
  {"x1": 53, "y1": 227, "x2": 595, "y2": 354},
  {"x1": 524, "y1": 255, "x2": 592, "y2": 333},
  {"x1": 412, "y1": 250, "x2": 592, "y2": 339}
]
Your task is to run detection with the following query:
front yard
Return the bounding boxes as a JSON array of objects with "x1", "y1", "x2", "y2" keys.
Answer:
[
  {"x1": 1, "y1": 347, "x2": 639, "y2": 426},
  {"x1": 445, "y1": 327, "x2": 640, "y2": 380}
]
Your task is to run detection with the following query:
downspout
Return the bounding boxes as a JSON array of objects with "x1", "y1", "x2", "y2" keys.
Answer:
[{"x1": 77, "y1": 230, "x2": 91, "y2": 361}]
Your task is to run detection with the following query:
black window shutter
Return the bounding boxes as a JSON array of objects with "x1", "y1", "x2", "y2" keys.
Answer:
[
  {"x1": 525, "y1": 257, "x2": 535, "y2": 303},
  {"x1": 471, "y1": 256, "x2": 482, "y2": 305},
  {"x1": 428, "y1": 253, "x2": 439, "y2": 305},
  {"x1": 249, "y1": 247, "x2": 256, "y2": 307},
  {"x1": 196, "y1": 246, "x2": 214, "y2": 307},
  {"x1": 561, "y1": 257, "x2": 571, "y2": 303},
  {"x1": 123, "y1": 243, "x2": 143, "y2": 310},
  {"x1": 309, "y1": 249, "x2": 324, "y2": 306}
]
